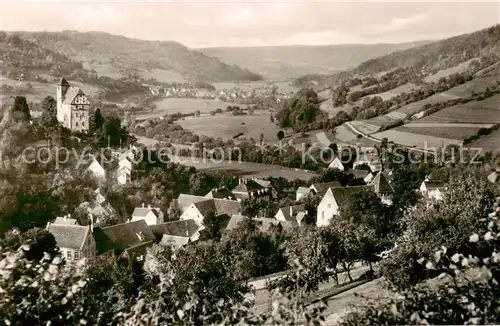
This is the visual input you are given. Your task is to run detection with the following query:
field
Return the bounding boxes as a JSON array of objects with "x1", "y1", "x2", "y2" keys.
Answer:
[
  {"x1": 418, "y1": 94, "x2": 500, "y2": 124},
  {"x1": 396, "y1": 123, "x2": 493, "y2": 140},
  {"x1": 82, "y1": 63, "x2": 125, "y2": 80},
  {"x1": 423, "y1": 58, "x2": 478, "y2": 83},
  {"x1": 334, "y1": 124, "x2": 359, "y2": 143},
  {"x1": 373, "y1": 129, "x2": 464, "y2": 149},
  {"x1": 349, "y1": 120, "x2": 381, "y2": 135},
  {"x1": 396, "y1": 76, "x2": 500, "y2": 117},
  {"x1": 176, "y1": 112, "x2": 279, "y2": 142},
  {"x1": 469, "y1": 128, "x2": 500, "y2": 152},
  {"x1": 136, "y1": 98, "x2": 242, "y2": 119},
  {"x1": 364, "y1": 82, "x2": 417, "y2": 101},
  {"x1": 169, "y1": 155, "x2": 317, "y2": 181}
]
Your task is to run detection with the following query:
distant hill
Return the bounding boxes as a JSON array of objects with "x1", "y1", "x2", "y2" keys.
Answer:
[
  {"x1": 198, "y1": 42, "x2": 429, "y2": 80},
  {"x1": 14, "y1": 31, "x2": 262, "y2": 82},
  {"x1": 296, "y1": 25, "x2": 500, "y2": 88}
]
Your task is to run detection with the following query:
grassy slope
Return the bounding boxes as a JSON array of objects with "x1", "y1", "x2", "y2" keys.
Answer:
[
  {"x1": 200, "y1": 42, "x2": 429, "y2": 80},
  {"x1": 16, "y1": 31, "x2": 262, "y2": 82}
]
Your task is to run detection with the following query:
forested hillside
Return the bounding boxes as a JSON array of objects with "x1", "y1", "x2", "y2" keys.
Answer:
[{"x1": 17, "y1": 31, "x2": 262, "y2": 82}]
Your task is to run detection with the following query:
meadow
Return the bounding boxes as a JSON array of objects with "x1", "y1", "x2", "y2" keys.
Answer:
[
  {"x1": 176, "y1": 112, "x2": 279, "y2": 142},
  {"x1": 333, "y1": 124, "x2": 359, "y2": 143},
  {"x1": 395, "y1": 124, "x2": 492, "y2": 140},
  {"x1": 169, "y1": 155, "x2": 317, "y2": 181},
  {"x1": 363, "y1": 82, "x2": 417, "y2": 101},
  {"x1": 423, "y1": 58, "x2": 477, "y2": 83},
  {"x1": 136, "y1": 98, "x2": 242, "y2": 120},
  {"x1": 469, "y1": 128, "x2": 500, "y2": 152},
  {"x1": 373, "y1": 129, "x2": 463, "y2": 149},
  {"x1": 418, "y1": 94, "x2": 500, "y2": 124}
]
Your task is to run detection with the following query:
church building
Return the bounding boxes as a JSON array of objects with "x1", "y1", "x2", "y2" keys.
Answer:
[{"x1": 56, "y1": 77, "x2": 90, "y2": 132}]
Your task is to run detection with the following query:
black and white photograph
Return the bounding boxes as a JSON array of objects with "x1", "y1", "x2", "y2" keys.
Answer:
[{"x1": 0, "y1": 0, "x2": 499, "y2": 324}]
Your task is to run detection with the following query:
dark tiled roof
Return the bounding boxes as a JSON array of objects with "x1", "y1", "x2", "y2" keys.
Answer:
[
  {"x1": 330, "y1": 185, "x2": 373, "y2": 210},
  {"x1": 47, "y1": 224, "x2": 90, "y2": 250},
  {"x1": 233, "y1": 179, "x2": 266, "y2": 194},
  {"x1": 278, "y1": 204, "x2": 306, "y2": 222},
  {"x1": 311, "y1": 181, "x2": 342, "y2": 196},
  {"x1": 58, "y1": 77, "x2": 69, "y2": 86},
  {"x1": 348, "y1": 169, "x2": 370, "y2": 180},
  {"x1": 150, "y1": 219, "x2": 199, "y2": 241},
  {"x1": 226, "y1": 215, "x2": 294, "y2": 232},
  {"x1": 205, "y1": 187, "x2": 235, "y2": 200},
  {"x1": 213, "y1": 199, "x2": 242, "y2": 216},
  {"x1": 94, "y1": 220, "x2": 155, "y2": 255},
  {"x1": 370, "y1": 172, "x2": 393, "y2": 194}
]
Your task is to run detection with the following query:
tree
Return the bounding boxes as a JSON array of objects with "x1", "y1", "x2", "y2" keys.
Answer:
[
  {"x1": 40, "y1": 96, "x2": 58, "y2": 129},
  {"x1": 194, "y1": 110, "x2": 201, "y2": 117},
  {"x1": 277, "y1": 130, "x2": 285, "y2": 140},
  {"x1": 167, "y1": 200, "x2": 182, "y2": 221},
  {"x1": 381, "y1": 137, "x2": 388, "y2": 149},
  {"x1": 26, "y1": 230, "x2": 58, "y2": 261},
  {"x1": 12, "y1": 96, "x2": 30, "y2": 121},
  {"x1": 203, "y1": 211, "x2": 223, "y2": 241},
  {"x1": 90, "y1": 108, "x2": 105, "y2": 133}
]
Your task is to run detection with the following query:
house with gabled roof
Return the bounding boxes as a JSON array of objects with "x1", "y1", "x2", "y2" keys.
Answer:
[
  {"x1": 231, "y1": 178, "x2": 272, "y2": 200},
  {"x1": 93, "y1": 220, "x2": 155, "y2": 261},
  {"x1": 56, "y1": 77, "x2": 90, "y2": 132},
  {"x1": 420, "y1": 179, "x2": 447, "y2": 201},
  {"x1": 275, "y1": 204, "x2": 306, "y2": 225},
  {"x1": 132, "y1": 204, "x2": 164, "y2": 226},
  {"x1": 179, "y1": 198, "x2": 242, "y2": 226},
  {"x1": 296, "y1": 186, "x2": 310, "y2": 201},
  {"x1": 317, "y1": 185, "x2": 373, "y2": 227},
  {"x1": 309, "y1": 181, "x2": 343, "y2": 197},
  {"x1": 328, "y1": 157, "x2": 345, "y2": 171},
  {"x1": 369, "y1": 171, "x2": 394, "y2": 205},
  {"x1": 205, "y1": 187, "x2": 236, "y2": 200},
  {"x1": 46, "y1": 222, "x2": 95, "y2": 261},
  {"x1": 150, "y1": 219, "x2": 201, "y2": 249},
  {"x1": 226, "y1": 215, "x2": 295, "y2": 233}
]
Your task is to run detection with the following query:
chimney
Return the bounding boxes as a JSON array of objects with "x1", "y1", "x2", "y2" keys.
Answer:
[
  {"x1": 142, "y1": 203, "x2": 145, "y2": 208},
  {"x1": 289, "y1": 206, "x2": 294, "y2": 217},
  {"x1": 147, "y1": 204, "x2": 151, "y2": 209},
  {"x1": 46, "y1": 222, "x2": 51, "y2": 229},
  {"x1": 239, "y1": 178, "x2": 242, "y2": 185},
  {"x1": 89, "y1": 213, "x2": 94, "y2": 233}
]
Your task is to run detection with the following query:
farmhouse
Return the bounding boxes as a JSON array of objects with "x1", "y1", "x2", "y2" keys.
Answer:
[
  {"x1": 131, "y1": 204, "x2": 164, "y2": 226},
  {"x1": 150, "y1": 219, "x2": 201, "y2": 249},
  {"x1": 46, "y1": 223, "x2": 95, "y2": 261},
  {"x1": 93, "y1": 220, "x2": 155, "y2": 261},
  {"x1": 420, "y1": 180, "x2": 447, "y2": 201},
  {"x1": 56, "y1": 77, "x2": 90, "y2": 132},
  {"x1": 275, "y1": 204, "x2": 307, "y2": 225},
  {"x1": 179, "y1": 198, "x2": 242, "y2": 226},
  {"x1": 316, "y1": 185, "x2": 372, "y2": 227},
  {"x1": 328, "y1": 157, "x2": 345, "y2": 171}
]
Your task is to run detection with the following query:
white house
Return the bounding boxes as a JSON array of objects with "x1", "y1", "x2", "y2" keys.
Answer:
[
  {"x1": 47, "y1": 223, "x2": 95, "y2": 261},
  {"x1": 275, "y1": 204, "x2": 306, "y2": 225},
  {"x1": 420, "y1": 180, "x2": 446, "y2": 201},
  {"x1": 86, "y1": 156, "x2": 106, "y2": 180},
  {"x1": 296, "y1": 187, "x2": 310, "y2": 201},
  {"x1": 317, "y1": 186, "x2": 372, "y2": 227},
  {"x1": 117, "y1": 165, "x2": 132, "y2": 185},
  {"x1": 328, "y1": 157, "x2": 345, "y2": 171},
  {"x1": 179, "y1": 198, "x2": 241, "y2": 226},
  {"x1": 131, "y1": 204, "x2": 164, "y2": 225},
  {"x1": 56, "y1": 77, "x2": 90, "y2": 132}
]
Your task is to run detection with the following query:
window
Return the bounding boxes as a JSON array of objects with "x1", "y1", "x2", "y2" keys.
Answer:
[
  {"x1": 82, "y1": 121, "x2": 85, "y2": 127},
  {"x1": 321, "y1": 211, "x2": 325, "y2": 220},
  {"x1": 74, "y1": 251, "x2": 80, "y2": 260},
  {"x1": 67, "y1": 251, "x2": 72, "y2": 259},
  {"x1": 327, "y1": 204, "x2": 331, "y2": 208},
  {"x1": 76, "y1": 122, "x2": 79, "y2": 127}
]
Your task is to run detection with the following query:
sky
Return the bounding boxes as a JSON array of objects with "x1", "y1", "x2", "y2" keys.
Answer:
[{"x1": 0, "y1": 0, "x2": 499, "y2": 48}]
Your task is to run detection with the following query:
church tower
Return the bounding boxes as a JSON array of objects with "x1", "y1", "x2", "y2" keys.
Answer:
[
  {"x1": 56, "y1": 77, "x2": 70, "y2": 126},
  {"x1": 55, "y1": 77, "x2": 90, "y2": 132}
]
